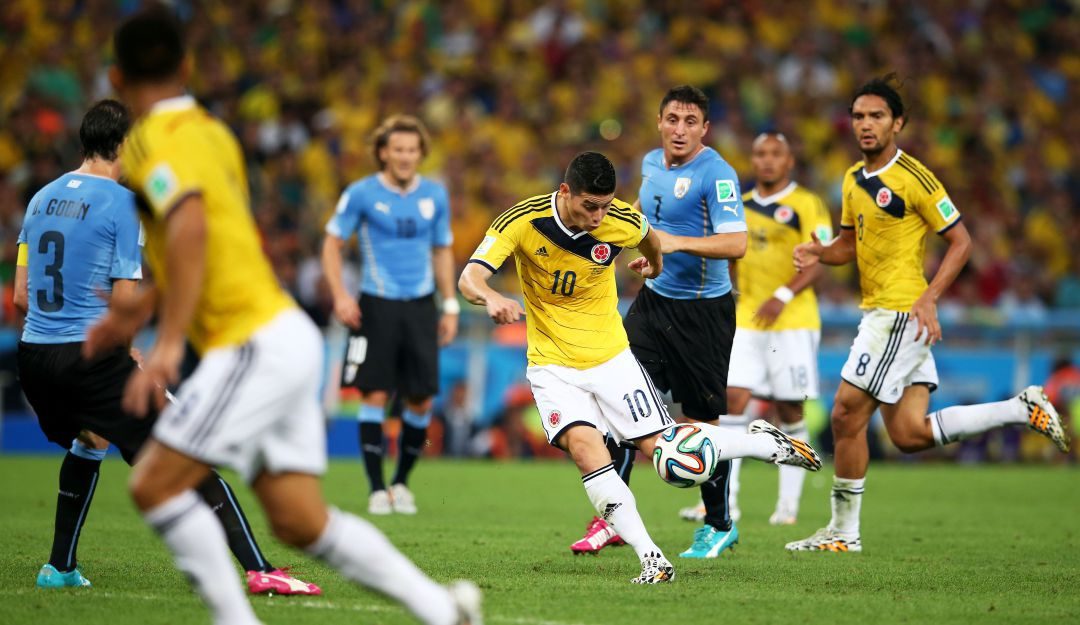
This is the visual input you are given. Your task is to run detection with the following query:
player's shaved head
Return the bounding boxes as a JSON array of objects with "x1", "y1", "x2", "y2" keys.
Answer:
[
  {"x1": 80, "y1": 100, "x2": 130, "y2": 162},
  {"x1": 113, "y1": 4, "x2": 185, "y2": 84},
  {"x1": 565, "y1": 152, "x2": 616, "y2": 196}
]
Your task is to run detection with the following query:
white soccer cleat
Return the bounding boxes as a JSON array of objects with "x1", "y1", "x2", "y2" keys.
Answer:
[
  {"x1": 368, "y1": 489, "x2": 393, "y2": 515},
  {"x1": 749, "y1": 419, "x2": 822, "y2": 471},
  {"x1": 630, "y1": 552, "x2": 675, "y2": 584},
  {"x1": 769, "y1": 501, "x2": 798, "y2": 526},
  {"x1": 447, "y1": 579, "x2": 483, "y2": 625},
  {"x1": 785, "y1": 527, "x2": 862, "y2": 553},
  {"x1": 678, "y1": 500, "x2": 705, "y2": 522},
  {"x1": 1019, "y1": 386, "x2": 1070, "y2": 453},
  {"x1": 390, "y1": 483, "x2": 418, "y2": 515}
]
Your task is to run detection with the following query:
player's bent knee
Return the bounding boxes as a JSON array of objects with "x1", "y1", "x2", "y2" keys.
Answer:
[
  {"x1": 891, "y1": 431, "x2": 933, "y2": 454},
  {"x1": 268, "y1": 510, "x2": 325, "y2": 547}
]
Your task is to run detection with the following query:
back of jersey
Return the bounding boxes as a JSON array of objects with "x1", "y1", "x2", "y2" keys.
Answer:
[{"x1": 19, "y1": 173, "x2": 142, "y2": 343}]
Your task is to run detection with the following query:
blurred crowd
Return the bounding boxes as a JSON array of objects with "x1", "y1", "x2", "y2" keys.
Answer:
[{"x1": 0, "y1": 0, "x2": 1078, "y2": 327}]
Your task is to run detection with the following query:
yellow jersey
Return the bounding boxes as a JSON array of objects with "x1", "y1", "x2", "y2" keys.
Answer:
[
  {"x1": 122, "y1": 96, "x2": 294, "y2": 353},
  {"x1": 738, "y1": 182, "x2": 832, "y2": 331},
  {"x1": 840, "y1": 150, "x2": 961, "y2": 312},
  {"x1": 469, "y1": 192, "x2": 650, "y2": 369}
]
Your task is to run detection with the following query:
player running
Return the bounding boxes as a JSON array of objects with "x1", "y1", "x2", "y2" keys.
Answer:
[
  {"x1": 787, "y1": 76, "x2": 1069, "y2": 553},
  {"x1": 322, "y1": 114, "x2": 457, "y2": 516},
  {"x1": 86, "y1": 8, "x2": 480, "y2": 625},
  {"x1": 14, "y1": 99, "x2": 317, "y2": 596},
  {"x1": 459, "y1": 151, "x2": 822, "y2": 583}
]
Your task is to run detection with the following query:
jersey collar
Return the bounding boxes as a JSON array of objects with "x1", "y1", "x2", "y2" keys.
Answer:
[
  {"x1": 376, "y1": 172, "x2": 422, "y2": 195},
  {"x1": 751, "y1": 181, "x2": 797, "y2": 206},
  {"x1": 861, "y1": 148, "x2": 903, "y2": 179},
  {"x1": 662, "y1": 145, "x2": 712, "y2": 170},
  {"x1": 148, "y1": 94, "x2": 197, "y2": 116},
  {"x1": 551, "y1": 191, "x2": 588, "y2": 239}
]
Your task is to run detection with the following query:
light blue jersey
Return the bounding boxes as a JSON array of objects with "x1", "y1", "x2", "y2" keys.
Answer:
[
  {"x1": 19, "y1": 172, "x2": 143, "y2": 343},
  {"x1": 638, "y1": 147, "x2": 746, "y2": 299},
  {"x1": 326, "y1": 174, "x2": 452, "y2": 300}
]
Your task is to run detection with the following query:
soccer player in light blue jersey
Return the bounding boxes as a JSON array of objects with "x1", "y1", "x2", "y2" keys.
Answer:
[{"x1": 322, "y1": 114, "x2": 458, "y2": 515}]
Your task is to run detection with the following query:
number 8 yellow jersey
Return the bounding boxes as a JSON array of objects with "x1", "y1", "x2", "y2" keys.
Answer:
[{"x1": 469, "y1": 192, "x2": 649, "y2": 369}]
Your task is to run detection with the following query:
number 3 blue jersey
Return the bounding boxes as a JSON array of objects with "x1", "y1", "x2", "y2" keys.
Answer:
[
  {"x1": 18, "y1": 173, "x2": 143, "y2": 344},
  {"x1": 325, "y1": 174, "x2": 452, "y2": 300},
  {"x1": 638, "y1": 147, "x2": 746, "y2": 299}
]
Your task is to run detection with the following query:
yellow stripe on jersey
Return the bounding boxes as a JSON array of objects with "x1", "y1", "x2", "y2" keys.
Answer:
[
  {"x1": 469, "y1": 191, "x2": 648, "y2": 369},
  {"x1": 840, "y1": 150, "x2": 960, "y2": 312},
  {"x1": 737, "y1": 183, "x2": 832, "y2": 331},
  {"x1": 122, "y1": 96, "x2": 294, "y2": 353}
]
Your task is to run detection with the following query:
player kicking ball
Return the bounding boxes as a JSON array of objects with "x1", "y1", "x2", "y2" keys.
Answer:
[{"x1": 460, "y1": 152, "x2": 822, "y2": 583}]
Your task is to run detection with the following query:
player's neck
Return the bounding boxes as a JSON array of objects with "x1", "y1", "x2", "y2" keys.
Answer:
[
  {"x1": 128, "y1": 84, "x2": 187, "y2": 118},
  {"x1": 378, "y1": 171, "x2": 418, "y2": 193},
  {"x1": 76, "y1": 158, "x2": 120, "y2": 182},
  {"x1": 755, "y1": 178, "x2": 791, "y2": 198},
  {"x1": 665, "y1": 144, "x2": 705, "y2": 168},
  {"x1": 554, "y1": 193, "x2": 580, "y2": 233},
  {"x1": 862, "y1": 143, "x2": 899, "y2": 173}
]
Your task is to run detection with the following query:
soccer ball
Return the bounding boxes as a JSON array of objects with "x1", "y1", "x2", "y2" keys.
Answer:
[{"x1": 652, "y1": 424, "x2": 717, "y2": 488}]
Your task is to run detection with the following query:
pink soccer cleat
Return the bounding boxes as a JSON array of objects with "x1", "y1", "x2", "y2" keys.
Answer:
[
  {"x1": 246, "y1": 568, "x2": 322, "y2": 595},
  {"x1": 570, "y1": 516, "x2": 626, "y2": 555}
]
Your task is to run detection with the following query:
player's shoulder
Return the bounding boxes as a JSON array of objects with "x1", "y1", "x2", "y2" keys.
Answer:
[
  {"x1": 642, "y1": 148, "x2": 665, "y2": 170},
  {"x1": 893, "y1": 150, "x2": 943, "y2": 194},
  {"x1": 844, "y1": 161, "x2": 864, "y2": 178},
  {"x1": 491, "y1": 192, "x2": 552, "y2": 234},
  {"x1": 416, "y1": 175, "x2": 448, "y2": 194},
  {"x1": 608, "y1": 197, "x2": 642, "y2": 224},
  {"x1": 788, "y1": 182, "x2": 824, "y2": 205}
]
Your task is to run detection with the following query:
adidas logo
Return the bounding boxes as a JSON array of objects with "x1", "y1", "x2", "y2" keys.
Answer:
[
  {"x1": 601, "y1": 502, "x2": 622, "y2": 521},
  {"x1": 534, "y1": 246, "x2": 549, "y2": 257}
]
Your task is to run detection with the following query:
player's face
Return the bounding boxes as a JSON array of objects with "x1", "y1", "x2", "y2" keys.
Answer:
[
  {"x1": 850, "y1": 95, "x2": 903, "y2": 156},
  {"x1": 750, "y1": 136, "x2": 793, "y2": 186},
  {"x1": 657, "y1": 101, "x2": 709, "y2": 165},
  {"x1": 380, "y1": 131, "x2": 424, "y2": 184},
  {"x1": 559, "y1": 183, "x2": 615, "y2": 232}
]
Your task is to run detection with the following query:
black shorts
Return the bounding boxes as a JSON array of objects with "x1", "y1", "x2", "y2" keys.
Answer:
[
  {"x1": 624, "y1": 286, "x2": 736, "y2": 421},
  {"x1": 340, "y1": 293, "x2": 439, "y2": 398},
  {"x1": 17, "y1": 342, "x2": 155, "y2": 464}
]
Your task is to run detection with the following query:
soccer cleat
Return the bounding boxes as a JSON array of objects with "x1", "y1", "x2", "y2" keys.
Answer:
[
  {"x1": 570, "y1": 516, "x2": 625, "y2": 554},
  {"x1": 679, "y1": 524, "x2": 738, "y2": 559},
  {"x1": 246, "y1": 568, "x2": 322, "y2": 595},
  {"x1": 447, "y1": 579, "x2": 483, "y2": 625},
  {"x1": 784, "y1": 527, "x2": 862, "y2": 553},
  {"x1": 368, "y1": 489, "x2": 393, "y2": 515},
  {"x1": 678, "y1": 500, "x2": 705, "y2": 523},
  {"x1": 1019, "y1": 386, "x2": 1070, "y2": 453},
  {"x1": 749, "y1": 419, "x2": 822, "y2": 471},
  {"x1": 36, "y1": 564, "x2": 91, "y2": 588},
  {"x1": 390, "y1": 483, "x2": 418, "y2": 515},
  {"x1": 630, "y1": 552, "x2": 675, "y2": 584},
  {"x1": 769, "y1": 501, "x2": 798, "y2": 526}
]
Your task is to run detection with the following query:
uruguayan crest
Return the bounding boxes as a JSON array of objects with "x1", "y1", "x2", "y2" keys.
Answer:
[
  {"x1": 418, "y1": 198, "x2": 436, "y2": 220},
  {"x1": 674, "y1": 177, "x2": 692, "y2": 199}
]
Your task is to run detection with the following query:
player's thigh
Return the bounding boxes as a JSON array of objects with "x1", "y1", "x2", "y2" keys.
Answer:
[
  {"x1": 252, "y1": 471, "x2": 328, "y2": 546},
  {"x1": 650, "y1": 293, "x2": 734, "y2": 419},
  {"x1": 841, "y1": 309, "x2": 929, "y2": 405},
  {"x1": 342, "y1": 294, "x2": 401, "y2": 393},
  {"x1": 586, "y1": 349, "x2": 674, "y2": 444},
  {"x1": 831, "y1": 380, "x2": 878, "y2": 437},
  {"x1": 129, "y1": 438, "x2": 214, "y2": 509},
  {"x1": 398, "y1": 296, "x2": 439, "y2": 399},
  {"x1": 764, "y1": 329, "x2": 821, "y2": 402},
  {"x1": 17, "y1": 342, "x2": 81, "y2": 449},
  {"x1": 727, "y1": 328, "x2": 769, "y2": 400},
  {"x1": 624, "y1": 290, "x2": 671, "y2": 393},
  {"x1": 74, "y1": 345, "x2": 155, "y2": 460},
  {"x1": 526, "y1": 364, "x2": 604, "y2": 447}
]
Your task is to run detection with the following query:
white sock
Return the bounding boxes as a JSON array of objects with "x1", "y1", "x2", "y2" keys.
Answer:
[
  {"x1": 583, "y1": 464, "x2": 662, "y2": 561},
  {"x1": 696, "y1": 421, "x2": 778, "y2": 462},
  {"x1": 715, "y1": 415, "x2": 746, "y2": 508},
  {"x1": 144, "y1": 491, "x2": 260, "y2": 625},
  {"x1": 777, "y1": 421, "x2": 809, "y2": 509},
  {"x1": 829, "y1": 477, "x2": 865, "y2": 537},
  {"x1": 928, "y1": 397, "x2": 1027, "y2": 446},
  {"x1": 306, "y1": 508, "x2": 456, "y2": 625}
]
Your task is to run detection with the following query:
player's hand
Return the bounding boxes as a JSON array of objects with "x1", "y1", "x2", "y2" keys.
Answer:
[
  {"x1": 910, "y1": 291, "x2": 941, "y2": 346},
  {"x1": 793, "y1": 232, "x2": 825, "y2": 273},
  {"x1": 123, "y1": 339, "x2": 184, "y2": 417},
  {"x1": 83, "y1": 289, "x2": 156, "y2": 360},
  {"x1": 438, "y1": 313, "x2": 459, "y2": 346},
  {"x1": 333, "y1": 296, "x2": 361, "y2": 330},
  {"x1": 754, "y1": 297, "x2": 785, "y2": 328},
  {"x1": 628, "y1": 256, "x2": 661, "y2": 279},
  {"x1": 129, "y1": 347, "x2": 144, "y2": 366},
  {"x1": 486, "y1": 294, "x2": 524, "y2": 325}
]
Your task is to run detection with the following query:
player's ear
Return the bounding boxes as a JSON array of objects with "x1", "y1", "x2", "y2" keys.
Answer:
[
  {"x1": 108, "y1": 65, "x2": 123, "y2": 93},
  {"x1": 701, "y1": 119, "x2": 710, "y2": 136},
  {"x1": 179, "y1": 54, "x2": 193, "y2": 84}
]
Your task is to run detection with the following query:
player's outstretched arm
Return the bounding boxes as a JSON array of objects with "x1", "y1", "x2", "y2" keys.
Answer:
[
  {"x1": 795, "y1": 228, "x2": 855, "y2": 271},
  {"x1": 911, "y1": 220, "x2": 972, "y2": 346},
  {"x1": 628, "y1": 226, "x2": 664, "y2": 279},
  {"x1": 458, "y1": 262, "x2": 523, "y2": 325},
  {"x1": 321, "y1": 233, "x2": 361, "y2": 329},
  {"x1": 654, "y1": 229, "x2": 747, "y2": 260}
]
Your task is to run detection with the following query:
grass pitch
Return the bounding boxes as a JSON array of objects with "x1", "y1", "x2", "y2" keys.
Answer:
[{"x1": 1, "y1": 455, "x2": 1078, "y2": 625}]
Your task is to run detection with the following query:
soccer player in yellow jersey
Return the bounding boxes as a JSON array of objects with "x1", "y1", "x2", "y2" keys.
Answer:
[
  {"x1": 460, "y1": 152, "x2": 821, "y2": 583},
  {"x1": 85, "y1": 8, "x2": 480, "y2": 625},
  {"x1": 788, "y1": 76, "x2": 1069, "y2": 553}
]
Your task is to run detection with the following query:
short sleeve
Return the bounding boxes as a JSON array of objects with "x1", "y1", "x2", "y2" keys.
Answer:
[
  {"x1": 326, "y1": 185, "x2": 363, "y2": 238},
  {"x1": 804, "y1": 195, "x2": 834, "y2": 243},
  {"x1": 840, "y1": 174, "x2": 856, "y2": 229},
  {"x1": 912, "y1": 180, "x2": 961, "y2": 234},
  {"x1": 432, "y1": 185, "x2": 453, "y2": 247},
  {"x1": 706, "y1": 162, "x2": 747, "y2": 234},
  {"x1": 468, "y1": 217, "x2": 521, "y2": 273},
  {"x1": 607, "y1": 202, "x2": 650, "y2": 248},
  {"x1": 134, "y1": 143, "x2": 204, "y2": 219},
  {"x1": 111, "y1": 194, "x2": 144, "y2": 280}
]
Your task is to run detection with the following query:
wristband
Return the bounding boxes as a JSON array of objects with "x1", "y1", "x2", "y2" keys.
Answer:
[
  {"x1": 442, "y1": 298, "x2": 461, "y2": 315},
  {"x1": 773, "y1": 286, "x2": 794, "y2": 304}
]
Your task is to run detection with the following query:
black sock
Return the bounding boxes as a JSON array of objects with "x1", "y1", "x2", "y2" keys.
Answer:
[
  {"x1": 359, "y1": 422, "x2": 386, "y2": 492},
  {"x1": 194, "y1": 472, "x2": 273, "y2": 573},
  {"x1": 48, "y1": 452, "x2": 102, "y2": 572},
  {"x1": 606, "y1": 436, "x2": 636, "y2": 486},
  {"x1": 702, "y1": 459, "x2": 733, "y2": 531},
  {"x1": 391, "y1": 423, "x2": 428, "y2": 486}
]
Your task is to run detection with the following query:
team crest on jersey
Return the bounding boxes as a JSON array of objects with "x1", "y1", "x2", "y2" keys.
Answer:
[
  {"x1": 876, "y1": 187, "x2": 893, "y2": 208},
  {"x1": 774, "y1": 206, "x2": 794, "y2": 224},
  {"x1": 375, "y1": 201, "x2": 390, "y2": 214},
  {"x1": 418, "y1": 198, "x2": 436, "y2": 220},
  {"x1": 590, "y1": 243, "x2": 611, "y2": 264},
  {"x1": 673, "y1": 177, "x2": 692, "y2": 199},
  {"x1": 548, "y1": 410, "x2": 561, "y2": 427}
]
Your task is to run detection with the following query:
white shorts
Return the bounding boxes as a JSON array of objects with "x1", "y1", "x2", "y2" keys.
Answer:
[
  {"x1": 840, "y1": 308, "x2": 939, "y2": 405},
  {"x1": 727, "y1": 328, "x2": 821, "y2": 401},
  {"x1": 526, "y1": 348, "x2": 674, "y2": 446},
  {"x1": 153, "y1": 308, "x2": 327, "y2": 482}
]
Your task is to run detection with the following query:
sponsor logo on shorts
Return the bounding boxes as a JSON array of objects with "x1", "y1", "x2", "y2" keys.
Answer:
[
  {"x1": 548, "y1": 410, "x2": 561, "y2": 427},
  {"x1": 876, "y1": 187, "x2": 893, "y2": 208},
  {"x1": 591, "y1": 243, "x2": 611, "y2": 264}
]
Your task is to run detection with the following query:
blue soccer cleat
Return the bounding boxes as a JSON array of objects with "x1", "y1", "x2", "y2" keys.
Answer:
[
  {"x1": 679, "y1": 523, "x2": 739, "y2": 559},
  {"x1": 36, "y1": 564, "x2": 92, "y2": 589}
]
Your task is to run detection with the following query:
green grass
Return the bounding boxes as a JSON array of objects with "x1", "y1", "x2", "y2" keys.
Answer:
[{"x1": 1, "y1": 455, "x2": 1078, "y2": 625}]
